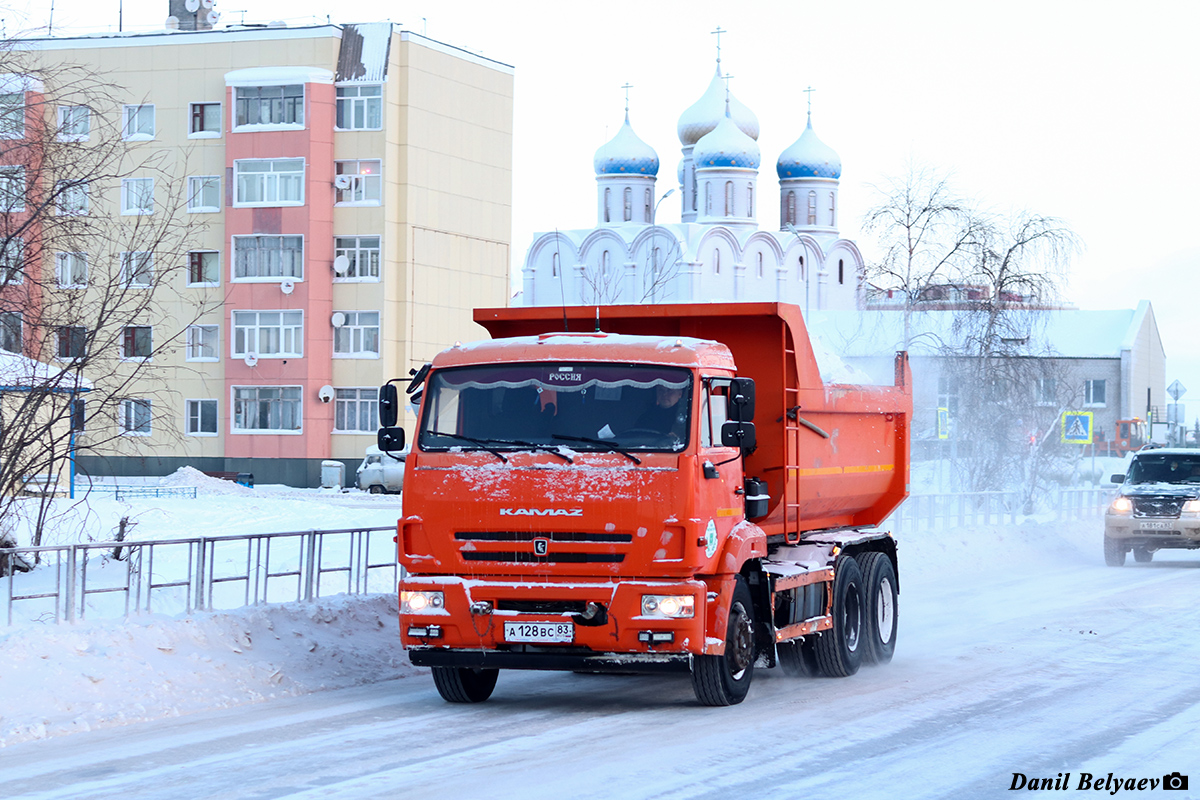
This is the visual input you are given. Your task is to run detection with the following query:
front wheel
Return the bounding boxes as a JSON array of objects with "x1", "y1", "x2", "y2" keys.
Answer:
[
  {"x1": 857, "y1": 551, "x2": 898, "y2": 665},
  {"x1": 431, "y1": 666, "x2": 499, "y2": 703},
  {"x1": 814, "y1": 556, "x2": 864, "y2": 678},
  {"x1": 1104, "y1": 537, "x2": 1127, "y2": 567},
  {"x1": 692, "y1": 576, "x2": 755, "y2": 706},
  {"x1": 1133, "y1": 546, "x2": 1153, "y2": 563}
]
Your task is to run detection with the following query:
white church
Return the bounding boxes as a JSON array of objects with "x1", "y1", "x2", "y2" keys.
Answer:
[{"x1": 518, "y1": 60, "x2": 864, "y2": 311}]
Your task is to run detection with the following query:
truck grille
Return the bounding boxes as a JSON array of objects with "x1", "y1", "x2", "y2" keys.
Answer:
[
  {"x1": 455, "y1": 531, "x2": 631, "y2": 564},
  {"x1": 1133, "y1": 497, "x2": 1186, "y2": 517}
]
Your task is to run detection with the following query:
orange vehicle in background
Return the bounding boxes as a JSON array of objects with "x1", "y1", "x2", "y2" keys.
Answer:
[{"x1": 377, "y1": 302, "x2": 912, "y2": 706}]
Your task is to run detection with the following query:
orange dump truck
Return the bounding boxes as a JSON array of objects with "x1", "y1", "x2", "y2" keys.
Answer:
[{"x1": 378, "y1": 302, "x2": 911, "y2": 706}]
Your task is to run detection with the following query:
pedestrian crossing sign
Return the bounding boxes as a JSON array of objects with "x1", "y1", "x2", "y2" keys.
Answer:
[{"x1": 1060, "y1": 411, "x2": 1093, "y2": 444}]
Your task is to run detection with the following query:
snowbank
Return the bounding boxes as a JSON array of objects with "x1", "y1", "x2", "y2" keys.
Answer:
[{"x1": 0, "y1": 594, "x2": 414, "y2": 747}]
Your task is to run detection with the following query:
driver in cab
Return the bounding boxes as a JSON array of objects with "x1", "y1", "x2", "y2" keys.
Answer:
[{"x1": 634, "y1": 384, "x2": 688, "y2": 443}]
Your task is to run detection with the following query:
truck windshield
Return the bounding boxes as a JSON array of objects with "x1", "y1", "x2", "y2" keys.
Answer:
[
  {"x1": 419, "y1": 363, "x2": 692, "y2": 453},
  {"x1": 1126, "y1": 454, "x2": 1200, "y2": 484}
]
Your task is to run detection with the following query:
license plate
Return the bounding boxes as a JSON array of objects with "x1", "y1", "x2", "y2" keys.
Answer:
[
  {"x1": 1139, "y1": 521, "x2": 1174, "y2": 531},
  {"x1": 504, "y1": 621, "x2": 574, "y2": 643}
]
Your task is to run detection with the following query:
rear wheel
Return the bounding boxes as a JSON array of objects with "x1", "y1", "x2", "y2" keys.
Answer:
[
  {"x1": 857, "y1": 552, "x2": 898, "y2": 665},
  {"x1": 431, "y1": 666, "x2": 499, "y2": 703},
  {"x1": 814, "y1": 556, "x2": 864, "y2": 678},
  {"x1": 692, "y1": 576, "x2": 755, "y2": 706},
  {"x1": 368, "y1": 484, "x2": 385, "y2": 494},
  {"x1": 1133, "y1": 546, "x2": 1153, "y2": 563},
  {"x1": 1104, "y1": 537, "x2": 1127, "y2": 567}
]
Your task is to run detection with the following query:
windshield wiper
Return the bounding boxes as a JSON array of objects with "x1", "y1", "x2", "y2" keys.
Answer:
[
  {"x1": 426, "y1": 431, "x2": 509, "y2": 463},
  {"x1": 550, "y1": 433, "x2": 642, "y2": 465}
]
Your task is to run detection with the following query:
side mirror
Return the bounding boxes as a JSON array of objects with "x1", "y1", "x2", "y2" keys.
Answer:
[
  {"x1": 1110, "y1": 473, "x2": 1125, "y2": 484},
  {"x1": 379, "y1": 383, "x2": 399, "y2": 427},
  {"x1": 721, "y1": 420, "x2": 756, "y2": 454},
  {"x1": 378, "y1": 426, "x2": 406, "y2": 453},
  {"x1": 729, "y1": 377, "x2": 755, "y2": 422}
]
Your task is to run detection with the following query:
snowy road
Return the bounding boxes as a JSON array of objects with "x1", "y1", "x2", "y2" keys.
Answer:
[{"x1": 3, "y1": 521, "x2": 1200, "y2": 799}]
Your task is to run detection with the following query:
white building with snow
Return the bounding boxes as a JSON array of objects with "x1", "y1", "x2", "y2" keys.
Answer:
[{"x1": 518, "y1": 62, "x2": 864, "y2": 311}]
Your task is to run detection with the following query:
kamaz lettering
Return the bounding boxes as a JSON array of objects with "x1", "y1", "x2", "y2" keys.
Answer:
[{"x1": 500, "y1": 508, "x2": 584, "y2": 517}]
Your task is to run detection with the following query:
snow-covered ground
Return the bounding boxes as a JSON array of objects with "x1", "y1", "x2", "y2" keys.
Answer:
[{"x1": 2, "y1": 472, "x2": 1199, "y2": 798}]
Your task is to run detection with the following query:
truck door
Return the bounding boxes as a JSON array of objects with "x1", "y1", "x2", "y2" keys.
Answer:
[{"x1": 698, "y1": 378, "x2": 745, "y2": 560}]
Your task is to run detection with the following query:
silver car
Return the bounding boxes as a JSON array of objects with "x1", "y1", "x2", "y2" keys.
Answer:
[{"x1": 356, "y1": 445, "x2": 406, "y2": 494}]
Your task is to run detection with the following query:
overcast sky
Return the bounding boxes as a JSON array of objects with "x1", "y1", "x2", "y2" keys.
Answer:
[{"x1": 12, "y1": 0, "x2": 1200, "y2": 422}]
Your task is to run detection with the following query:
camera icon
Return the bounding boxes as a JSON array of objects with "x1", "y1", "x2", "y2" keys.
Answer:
[{"x1": 1163, "y1": 772, "x2": 1189, "y2": 791}]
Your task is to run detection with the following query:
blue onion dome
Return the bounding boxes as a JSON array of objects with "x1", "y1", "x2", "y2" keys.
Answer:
[
  {"x1": 777, "y1": 118, "x2": 842, "y2": 179},
  {"x1": 693, "y1": 111, "x2": 761, "y2": 169},
  {"x1": 593, "y1": 114, "x2": 660, "y2": 176},
  {"x1": 677, "y1": 67, "x2": 760, "y2": 146}
]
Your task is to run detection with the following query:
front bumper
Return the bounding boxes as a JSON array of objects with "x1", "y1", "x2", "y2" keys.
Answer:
[
  {"x1": 1105, "y1": 514, "x2": 1200, "y2": 549},
  {"x1": 409, "y1": 647, "x2": 692, "y2": 673}
]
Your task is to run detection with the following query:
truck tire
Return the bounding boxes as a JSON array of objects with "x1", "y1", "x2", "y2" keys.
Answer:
[
  {"x1": 814, "y1": 556, "x2": 863, "y2": 678},
  {"x1": 777, "y1": 637, "x2": 819, "y2": 677},
  {"x1": 1104, "y1": 538, "x2": 1126, "y2": 567},
  {"x1": 857, "y1": 551, "x2": 898, "y2": 665},
  {"x1": 1133, "y1": 546, "x2": 1153, "y2": 563},
  {"x1": 431, "y1": 666, "x2": 499, "y2": 703},
  {"x1": 691, "y1": 576, "x2": 755, "y2": 706}
]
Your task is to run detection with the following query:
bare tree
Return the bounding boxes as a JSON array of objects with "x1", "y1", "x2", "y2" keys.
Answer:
[{"x1": 0, "y1": 47, "x2": 212, "y2": 558}]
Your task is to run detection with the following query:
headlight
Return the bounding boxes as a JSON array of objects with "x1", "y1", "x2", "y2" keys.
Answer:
[
  {"x1": 1109, "y1": 497, "x2": 1133, "y2": 514},
  {"x1": 641, "y1": 594, "x2": 695, "y2": 618},
  {"x1": 401, "y1": 590, "x2": 444, "y2": 614},
  {"x1": 1184, "y1": 500, "x2": 1200, "y2": 514}
]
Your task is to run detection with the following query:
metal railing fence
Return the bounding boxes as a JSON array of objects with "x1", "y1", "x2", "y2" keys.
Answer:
[
  {"x1": 883, "y1": 486, "x2": 1114, "y2": 534},
  {"x1": 79, "y1": 486, "x2": 199, "y2": 501},
  {"x1": 0, "y1": 526, "x2": 397, "y2": 626}
]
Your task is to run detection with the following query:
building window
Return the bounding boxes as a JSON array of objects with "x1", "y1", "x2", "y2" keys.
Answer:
[
  {"x1": 1035, "y1": 377, "x2": 1057, "y2": 405},
  {"x1": 644, "y1": 188, "x2": 652, "y2": 221},
  {"x1": 623, "y1": 187, "x2": 632, "y2": 222},
  {"x1": 58, "y1": 326, "x2": 86, "y2": 360},
  {"x1": 186, "y1": 399, "x2": 218, "y2": 435},
  {"x1": 334, "y1": 388, "x2": 379, "y2": 432},
  {"x1": 234, "y1": 85, "x2": 303, "y2": 128},
  {"x1": 838, "y1": 259, "x2": 844, "y2": 285},
  {"x1": 0, "y1": 311, "x2": 21, "y2": 353},
  {"x1": 714, "y1": 249, "x2": 720, "y2": 274},
  {"x1": 56, "y1": 252, "x2": 87, "y2": 287},
  {"x1": 232, "y1": 310, "x2": 303, "y2": 358},
  {"x1": 189, "y1": 102, "x2": 221, "y2": 137},
  {"x1": 186, "y1": 324, "x2": 219, "y2": 361},
  {"x1": 0, "y1": 166, "x2": 25, "y2": 212},
  {"x1": 334, "y1": 235, "x2": 380, "y2": 280},
  {"x1": 829, "y1": 192, "x2": 836, "y2": 227},
  {"x1": 724, "y1": 181, "x2": 733, "y2": 215},
  {"x1": 232, "y1": 235, "x2": 303, "y2": 280},
  {"x1": 604, "y1": 187, "x2": 611, "y2": 223},
  {"x1": 807, "y1": 190, "x2": 817, "y2": 225},
  {"x1": 58, "y1": 105, "x2": 89, "y2": 141},
  {"x1": 233, "y1": 386, "x2": 302, "y2": 432},
  {"x1": 56, "y1": 180, "x2": 89, "y2": 215},
  {"x1": 122, "y1": 325, "x2": 152, "y2": 359},
  {"x1": 234, "y1": 158, "x2": 304, "y2": 207},
  {"x1": 601, "y1": 250, "x2": 610, "y2": 279},
  {"x1": 0, "y1": 92, "x2": 23, "y2": 138},
  {"x1": 757, "y1": 252, "x2": 763, "y2": 279},
  {"x1": 937, "y1": 375, "x2": 959, "y2": 418},
  {"x1": 123, "y1": 104, "x2": 155, "y2": 140},
  {"x1": 335, "y1": 85, "x2": 382, "y2": 130},
  {"x1": 120, "y1": 399, "x2": 152, "y2": 435},
  {"x1": 71, "y1": 399, "x2": 85, "y2": 432},
  {"x1": 786, "y1": 191, "x2": 796, "y2": 226},
  {"x1": 1085, "y1": 379, "x2": 1107, "y2": 406},
  {"x1": 747, "y1": 185, "x2": 753, "y2": 218},
  {"x1": 121, "y1": 251, "x2": 153, "y2": 287},
  {"x1": 798, "y1": 255, "x2": 805, "y2": 280},
  {"x1": 187, "y1": 175, "x2": 221, "y2": 212},
  {"x1": 551, "y1": 252, "x2": 559, "y2": 278},
  {"x1": 188, "y1": 250, "x2": 219, "y2": 286},
  {"x1": 333, "y1": 311, "x2": 380, "y2": 357},
  {"x1": 705, "y1": 182, "x2": 712, "y2": 214},
  {"x1": 334, "y1": 159, "x2": 381, "y2": 205},
  {"x1": 121, "y1": 177, "x2": 154, "y2": 215},
  {"x1": 0, "y1": 239, "x2": 21, "y2": 284}
]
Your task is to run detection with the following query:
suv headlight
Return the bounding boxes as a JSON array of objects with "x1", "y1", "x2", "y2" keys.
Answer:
[
  {"x1": 641, "y1": 594, "x2": 695, "y2": 618},
  {"x1": 401, "y1": 590, "x2": 445, "y2": 614},
  {"x1": 1109, "y1": 497, "x2": 1133, "y2": 514},
  {"x1": 1184, "y1": 500, "x2": 1200, "y2": 514}
]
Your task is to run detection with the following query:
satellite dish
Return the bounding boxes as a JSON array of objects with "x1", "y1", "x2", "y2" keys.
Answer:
[
  {"x1": 280, "y1": 279, "x2": 295, "y2": 294},
  {"x1": 243, "y1": 353, "x2": 258, "y2": 367},
  {"x1": 331, "y1": 312, "x2": 346, "y2": 328},
  {"x1": 317, "y1": 385, "x2": 336, "y2": 403},
  {"x1": 165, "y1": 15, "x2": 181, "y2": 28},
  {"x1": 184, "y1": 0, "x2": 200, "y2": 12},
  {"x1": 206, "y1": 10, "x2": 220, "y2": 24},
  {"x1": 334, "y1": 174, "x2": 352, "y2": 190},
  {"x1": 332, "y1": 255, "x2": 351, "y2": 275},
  {"x1": 200, "y1": 0, "x2": 214, "y2": 8}
]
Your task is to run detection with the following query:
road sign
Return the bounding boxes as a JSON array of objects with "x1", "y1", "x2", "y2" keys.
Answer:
[
  {"x1": 1169, "y1": 380, "x2": 1187, "y2": 401},
  {"x1": 937, "y1": 407, "x2": 949, "y2": 440},
  {"x1": 1061, "y1": 411, "x2": 1094, "y2": 444}
]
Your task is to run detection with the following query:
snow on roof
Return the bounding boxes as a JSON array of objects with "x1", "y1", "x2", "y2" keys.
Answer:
[
  {"x1": 224, "y1": 66, "x2": 334, "y2": 86},
  {"x1": 807, "y1": 307, "x2": 1149, "y2": 361},
  {"x1": 336, "y1": 23, "x2": 393, "y2": 83},
  {"x1": 0, "y1": 351, "x2": 90, "y2": 390}
]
